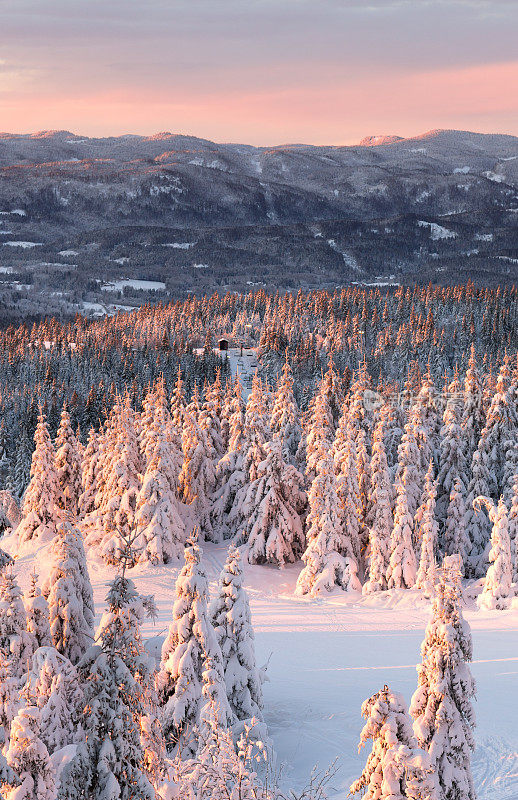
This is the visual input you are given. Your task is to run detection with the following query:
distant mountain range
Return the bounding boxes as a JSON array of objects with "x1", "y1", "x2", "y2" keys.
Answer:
[{"x1": 0, "y1": 128, "x2": 516, "y2": 318}]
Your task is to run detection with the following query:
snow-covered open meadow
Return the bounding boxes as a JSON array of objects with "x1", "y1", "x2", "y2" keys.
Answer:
[{"x1": 6, "y1": 535, "x2": 518, "y2": 800}]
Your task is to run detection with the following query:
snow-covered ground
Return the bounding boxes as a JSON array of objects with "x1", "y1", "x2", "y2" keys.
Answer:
[{"x1": 6, "y1": 535, "x2": 518, "y2": 800}]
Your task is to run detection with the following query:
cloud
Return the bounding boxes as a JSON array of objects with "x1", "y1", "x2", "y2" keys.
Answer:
[{"x1": 0, "y1": 0, "x2": 516, "y2": 139}]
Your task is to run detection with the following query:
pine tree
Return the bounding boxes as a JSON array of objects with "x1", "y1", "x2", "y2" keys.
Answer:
[
  {"x1": 475, "y1": 496, "x2": 513, "y2": 610},
  {"x1": 387, "y1": 480, "x2": 417, "y2": 590},
  {"x1": 42, "y1": 520, "x2": 95, "y2": 665},
  {"x1": 296, "y1": 454, "x2": 361, "y2": 596},
  {"x1": 210, "y1": 546, "x2": 264, "y2": 725},
  {"x1": 0, "y1": 571, "x2": 35, "y2": 680},
  {"x1": 57, "y1": 576, "x2": 156, "y2": 800},
  {"x1": 436, "y1": 373, "x2": 467, "y2": 521},
  {"x1": 363, "y1": 417, "x2": 392, "y2": 594},
  {"x1": 332, "y1": 412, "x2": 362, "y2": 565},
  {"x1": 410, "y1": 555, "x2": 476, "y2": 800},
  {"x1": 178, "y1": 392, "x2": 216, "y2": 541},
  {"x1": 155, "y1": 537, "x2": 230, "y2": 757},
  {"x1": 11, "y1": 427, "x2": 33, "y2": 502},
  {"x1": 24, "y1": 573, "x2": 51, "y2": 651},
  {"x1": 349, "y1": 685, "x2": 437, "y2": 800},
  {"x1": 478, "y1": 361, "x2": 517, "y2": 498},
  {"x1": 464, "y1": 446, "x2": 492, "y2": 578},
  {"x1": 415, "y1": 463, "x2": 438, "y2": 595},
  {"x1": 78, "y1": 427, "x2": 99, "y2": 517},
  {"x1": 5, "y1": 706, "x2": 55, "y2": 800},
  {"x1": 16, "y1": 411, "x2": 61, "y2": 547},
  {"x1": 462, "y1": 343, "x2": 484, "y2": 464},
  {"x1": 270, "y1": 355, "x2": 301, "y2": 460},
  {"x1": 245, "y1": 441, "x2": 305, "y2": 566},
  {"x1": 134, "y1": 435, "x2": 185, "y2": 564},
  {"x1": 444, "y1": 476, "x2": 468, "y2": 564},
  {"x1": 0, "y1": 652, "x2": 21, "y2": 750},
  {"x1": 85, "y1": 399, "x2": 142, "y2": 565},
  {"x1": 509, "y1": 475, "x2": 518, "y2": 583},
  {"x1": 55, "y1": 405, "x2": 82, "y2": 516},
  {"x1": 23, "y1": 646, "x2": 84, "y2": 753}
]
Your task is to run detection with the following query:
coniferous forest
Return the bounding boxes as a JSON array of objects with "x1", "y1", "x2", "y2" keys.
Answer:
[{"x1": 0, "y1": 282, "x2": 516, "y2": 799}]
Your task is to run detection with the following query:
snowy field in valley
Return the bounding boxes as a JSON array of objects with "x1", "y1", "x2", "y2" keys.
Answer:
[{"x1": 6, "y1": 536, "x2": 518, "y2": 800}]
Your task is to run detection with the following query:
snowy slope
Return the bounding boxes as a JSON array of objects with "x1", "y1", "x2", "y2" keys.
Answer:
[{"x1": 5, "y1": 535, "x2": 518, "y2": 800}]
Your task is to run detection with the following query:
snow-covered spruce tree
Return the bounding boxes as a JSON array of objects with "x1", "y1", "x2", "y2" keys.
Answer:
[
  {"x1": 443, "y1": 476, "x2": 468, "y2": 565},
  {"x1": 475, "y1": 496, "x2": 513, "y2": 610},
  {"x1": 462, "y1": 342, "x2": 484, "y2": 465},
  {"x1": 395, "y1": 422, "x2": 423, "y2": 521},
  {"x1": 57, "y1": 578, "x2": 157, "y2": 800},
  {"x1": 243, "y1": 372, "x2": 270, "y2": 484},
  {"x1": 24, "y1": 573, "x2": 51, "y2": 651},
  {"x1": 349, "y1": 685, "x2": 437, "y2": 800},
  {"x1": 0, "y1": 571, "x2": 35, "y2": 680},
  {"x1": 270, "y1": 355, "x2": 301, "y2": 461},
  {"x1": 296, "y1": 454, "x2": 361, "y2": 596},
  {"x1": 464, "y1": 446, "x2": 492, "y2": 578},
  {"x1": 156, "y1": 537, "x2": 230, "y2": 757},
  {"x1": 0, "y1": 651, "x2": 20, "y2": 749},
  {"x1": 304, "y1": 389, "x2": 334, "y2": 481},
  {"x1": 415, "y1": 462, "x2": 438, "y2": 595},
  {"x1": 332, "y1": 411, "x2": 362, "y2": 566},
  {"x1": 178, "y1": 390, "x2": 216, "y2": 541},
  {"x1": 78, "y1": 427, "x2": 99, "y2": 517},
  {"x1": 211, "y1": 377, "x2": 247, "y2": 541},
  {"x1": 478, "y1": 361, "x2": 517, "y2": 498},
  {"x1": 218, "y1": 374, "x2": 271, "y2": 544},
  {"x1": 170, "y1": 364, "x2": 186, "y2": 439},
  {"x1": 0, "y1": 746, "x2": 17, "y2": 797},
  {"x1": 134, "y1": 435, "x2": 185, "y2": 564},
  {"x1": 210, "y1": 546, "x2": 264, "y2": 724},
  {"x1": 10, "y1": 427, "x2": 33, "y2": 503},
  {"x1": 387, "y1": 477, "x2": 417, "y2": 590},
  {"x1": 410, "y1": 555, "x2": 476, "y2": 800},
  {"x1": 16, "y1": 410, "x2": 61, "y2": 547},
  {"x1": 5, "y1": 706, "x2": 55, "y2": 800},
  {"x1": 245, "y1": 440, "x2": 305, "y2": 566},
  {"x1": 502, "y1": 438, "x2": 518, "y2": 504},
  {"x1": 55, "y1": 405, "x2": 82, "y2": 517},
  {"x1": 201, "y1": 369, "x2": 225, "y2": 460},
  {"x1": 436, "y1": 373, "x2": 467, "y2": 521},
  {"x1": 510, "y1": 475, "x2": 518, "y2": 583},
  {"x1": 363, "y1": 417, "x2": 392, "y2": 594},
  {"x1": 23, "y1": 646, "x2": 84, "y2": 753},
  {"x1": 183, "y1": 699, "x2": 267, "y2": 800},
  {"x1": 42, "y1": 519, "x2": 95, "y2": 665},
  {"x1": 410, "y1": 372, "x2": 441, "y2": 475},
  {"x1": 85, "y1": 398, "x2": 142, "y2": 564}
]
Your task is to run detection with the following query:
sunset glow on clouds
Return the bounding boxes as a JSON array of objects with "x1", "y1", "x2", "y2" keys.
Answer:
[{"x1": 1, "y1": 0, "x2": 517, "y2": 144}]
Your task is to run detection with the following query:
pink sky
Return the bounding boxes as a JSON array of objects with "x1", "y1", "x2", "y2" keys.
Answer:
[{"x1": 1, "y1": 1, "x2": 517, "y2": 145}]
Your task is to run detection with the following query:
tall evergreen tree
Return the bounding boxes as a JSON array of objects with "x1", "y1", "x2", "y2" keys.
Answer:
[
  {"x1": 156, "y1": 537, "x2": 230, "y2": 757},
  {"x1": 296, "y1": 454, "x2": 361, "y2": 596},
  {"x1": 245, "y1": 441, "x2": 305, "y2": 566},
  {"x1": 363, "y1": 417, "x2": 392, "y2": 594},
  {"x1": 410, "y1": 556, "x2": 476, "y2": 800},
  {"x1": 17, "y1": 411, "x2": 61, "y2": 546},
  {"x1": 475, "y1": 496, "x2": 513, "y2": 610},
  {"x1": 55, "y1": 405, "x2": 82, "y2": 516},
  {"x1": 42, "y1": 520, "x2": 95, "y2": 665}
]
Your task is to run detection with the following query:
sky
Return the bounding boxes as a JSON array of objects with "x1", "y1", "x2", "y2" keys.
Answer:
[{"x1": 0, "y1": 0, "x2": 517, "y2": 145}]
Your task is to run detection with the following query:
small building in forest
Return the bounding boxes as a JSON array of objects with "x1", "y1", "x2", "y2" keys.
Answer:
[{"x1": 218, "y1": 337, "x2": 229, "y2": 351}]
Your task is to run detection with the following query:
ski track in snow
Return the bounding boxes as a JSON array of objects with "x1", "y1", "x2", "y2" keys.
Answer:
[{"x1": 5, "y1": 536, "x2": 518, "y2": 799}]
